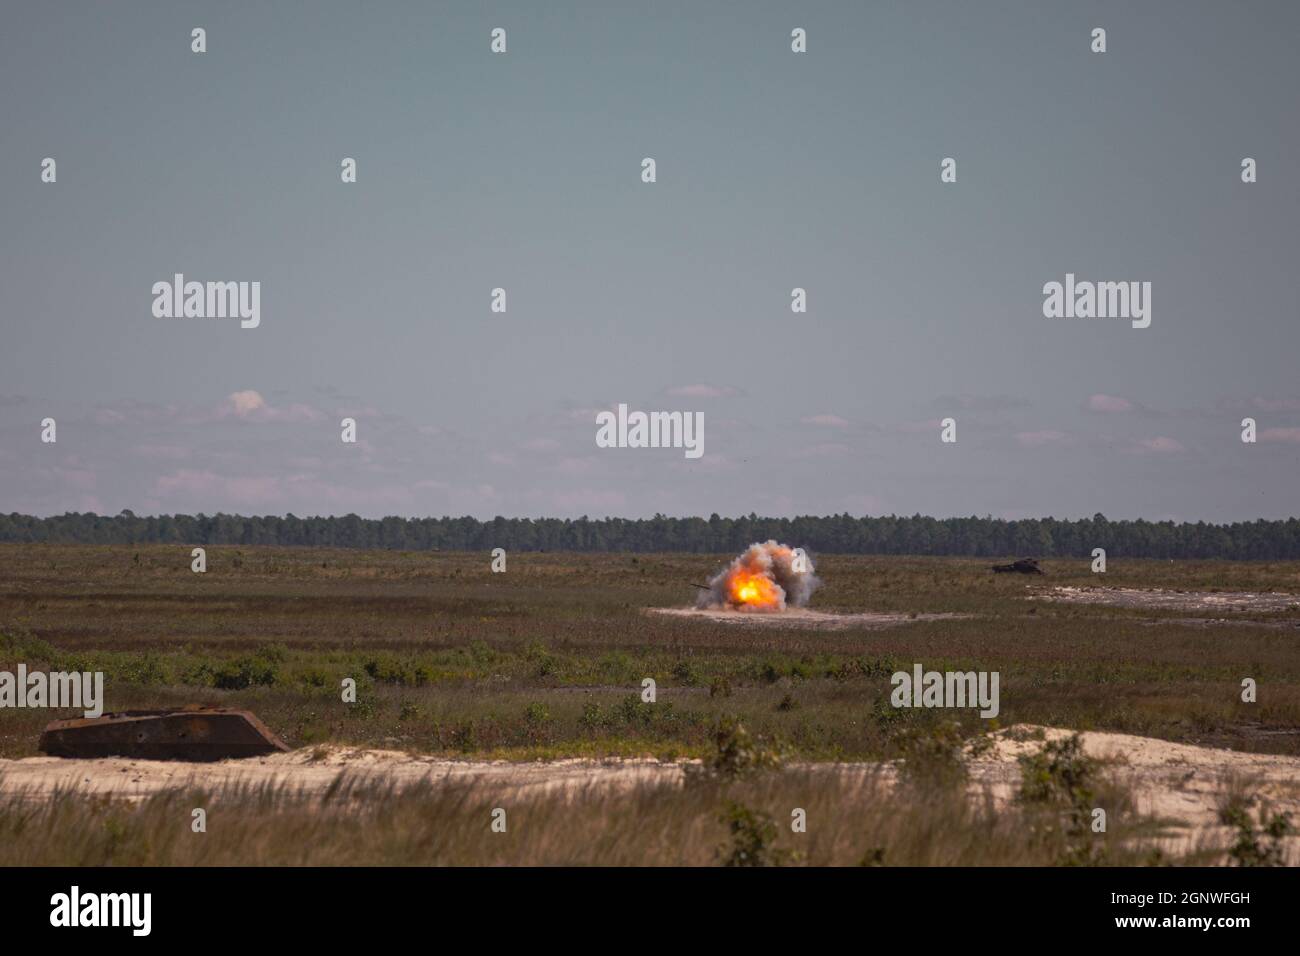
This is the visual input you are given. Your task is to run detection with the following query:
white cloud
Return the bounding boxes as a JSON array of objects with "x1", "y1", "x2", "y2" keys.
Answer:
[
  {"x1": 1132, "y1": 436, "x2": 1184, "y2": 454},
  {"x1": 1086, "y1": 394, "x2": 1133, "y2": 413},
  {"x1": 225, "y1": 390, "x2": 266, "y2": 417},
  {"x1": 218, "y1": 390, "x2": 322, "y2": 423}
]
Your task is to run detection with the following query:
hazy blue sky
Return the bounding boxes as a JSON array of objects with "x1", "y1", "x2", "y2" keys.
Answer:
[{"x1": 2, "y1": 1, "x2": 1297, "y2": 522}]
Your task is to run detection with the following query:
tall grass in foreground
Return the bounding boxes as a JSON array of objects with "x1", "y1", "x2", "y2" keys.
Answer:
[{"x1": 0, "y1": 768, "x2": 1198, "y2": 866}]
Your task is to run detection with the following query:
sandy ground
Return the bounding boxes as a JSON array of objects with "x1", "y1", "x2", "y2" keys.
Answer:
[
  {"x1": 968, "y1": 727, "x2": 1300, "y2": 839},
  {"x1": 2, "y1": 726, "x2": 1297, "y2": 860},
  {"x1": 1033, "y1": 585, "x2": 1300, "y2": 614},
  {"x1": 648, "y1": 606, "x2": 970, "y2": 630},
  {"x1": 966, "y1": 728, "x2": 1300, "y2": 862},
  {"x1": 0, "y1": 747, "x2": 681, "y2": 801}
]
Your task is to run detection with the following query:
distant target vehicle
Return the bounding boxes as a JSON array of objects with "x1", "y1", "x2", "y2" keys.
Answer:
[{"x1": 991, "y1": 558, "x2": 1044, "y2": 575}]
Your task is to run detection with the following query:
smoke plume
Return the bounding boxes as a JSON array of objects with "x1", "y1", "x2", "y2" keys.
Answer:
[{"x1": 696, "y1": 540, "x2": 820, "y2": 612}]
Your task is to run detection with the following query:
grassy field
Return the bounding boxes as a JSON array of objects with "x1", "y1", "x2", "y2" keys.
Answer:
[{"x1": 2, "y1": 543, "x2": 1299, "y2": 762}]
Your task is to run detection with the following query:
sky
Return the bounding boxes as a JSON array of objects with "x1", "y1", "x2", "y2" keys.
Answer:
[{"x1": 2, "y1": 1, "x2": 1297, "y2": 523}]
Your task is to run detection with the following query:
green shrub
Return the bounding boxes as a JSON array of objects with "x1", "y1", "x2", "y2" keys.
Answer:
[
  {"x1": 718, "y1": 802, "x2": 791, "y2": 867},
  {"x1": 700, "y1": 717, "x2": 783, "y2": 779},
  {"x1": 467, "y1": 640, "x2": 496, "y2": 667},
  {"x1": 614, "y1": 693, "x2": 665, "y2": 731},
  {"x1": 0, "y1": 630, "x2": 60, "y2": 664},
  {"x1": 895, "y1": 719, "x2": 967, "y2": 789},
  {"x1": 118, "y1": 652, "x2": 168, "y2": 685},
  {"x1": 255, "y1": 643, "x2": 288, "y2": 664},
  {"x1": 756, "y1": 660, "x2": 782, "y2": 684},
  {"x1": 1219, "y1": 798, "x2": 1293, "y2": 867},
  {"x1": 1018, "y1": 733, "x2": 1097, "y2": 808},
  {"x1": 451, "y1": 720, "x2": 477, "y2": 752},
  {"x1": 524, "y1": 641, "x2": 558, "y2": 677},
  {"x1": 1018, "y1": 733, "x2": 1106, "y2": 865},
  {"x1": 578, "y1": 702, "x2": 607, "y2": 732},
  {"x1": 214, "y1": 653, "x2": 278, "y2": 690},
  {"x1": 298, "y1": 667, "x2": 330, "y2": 689},
  {"x1": 180, "y1": 659, "x2": 218, "y2": 687},
  {"x1": 398, "y1": 701, "x2": 422, "y2": 722},
  {"x1": 672, "y1": 659, "x2": 701, "y2": 686}
]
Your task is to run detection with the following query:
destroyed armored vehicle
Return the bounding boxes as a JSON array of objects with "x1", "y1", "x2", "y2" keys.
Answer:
[
  {"x1": 39, "y1": 706, "x2": 289, "y2": 761},
  {"x1": 991, "y1": 558, "x2": 1044, "y2": 575}
]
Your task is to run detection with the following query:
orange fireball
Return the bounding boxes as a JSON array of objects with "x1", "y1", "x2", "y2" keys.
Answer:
[
  {"x1": 696, "y1": 541, "x2": 817, "y2": 613},
  {"x1": 728, "y1": 570, "x2": 783, "y2": 610}
]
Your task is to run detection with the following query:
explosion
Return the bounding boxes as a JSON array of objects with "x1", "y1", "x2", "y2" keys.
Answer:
[{"x1": 697, "y1": 541, "x2": 820, "y2": 612}]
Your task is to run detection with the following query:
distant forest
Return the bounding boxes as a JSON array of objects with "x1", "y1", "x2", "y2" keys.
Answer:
[{"x1": 2, "y1": 511, "x2": 1300, "y2": 559}]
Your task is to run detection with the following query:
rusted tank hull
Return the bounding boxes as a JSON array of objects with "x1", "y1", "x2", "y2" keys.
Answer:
[{"x1": 39, "y1": 708, "x2": 289, "y2": 761}]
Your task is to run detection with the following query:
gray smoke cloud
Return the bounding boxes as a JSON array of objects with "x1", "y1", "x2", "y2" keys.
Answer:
[{"x1": 696, "y1": 540, "x2": 820, "y2": 612}]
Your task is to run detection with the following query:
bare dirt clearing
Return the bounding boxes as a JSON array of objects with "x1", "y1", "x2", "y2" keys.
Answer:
[
  {"x1": 648, "y1": 607, "x2": 970, "y2": 630},
  {"x1": 1033, "y1": 586, "x2": 1300, "y2": 613}
]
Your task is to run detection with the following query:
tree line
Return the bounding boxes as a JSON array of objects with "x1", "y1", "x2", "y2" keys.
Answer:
[{"x1": 1, "y1": 511, "x2": 1299, "y2": 559}]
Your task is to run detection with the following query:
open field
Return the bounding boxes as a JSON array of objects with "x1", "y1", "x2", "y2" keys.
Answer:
[
  {"x1": 2, "y1": 543, "x2": 1299, "y2": 762},
  {"x1": 3, "y1": 543, "x2": 1299, "y2": 865}
]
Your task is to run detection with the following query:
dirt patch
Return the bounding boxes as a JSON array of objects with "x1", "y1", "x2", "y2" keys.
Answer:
[
  {"x1": 1032, "y1": 586, "x2": 1300, "y2": 613},
  {"x1": 647, "y1": 606, "x2": 969, "y2": 630}
]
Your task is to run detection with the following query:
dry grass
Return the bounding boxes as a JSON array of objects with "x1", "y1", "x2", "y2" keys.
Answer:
[{"x1": 0, "y1": 765, "x2": 1183, "y2": 867}]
